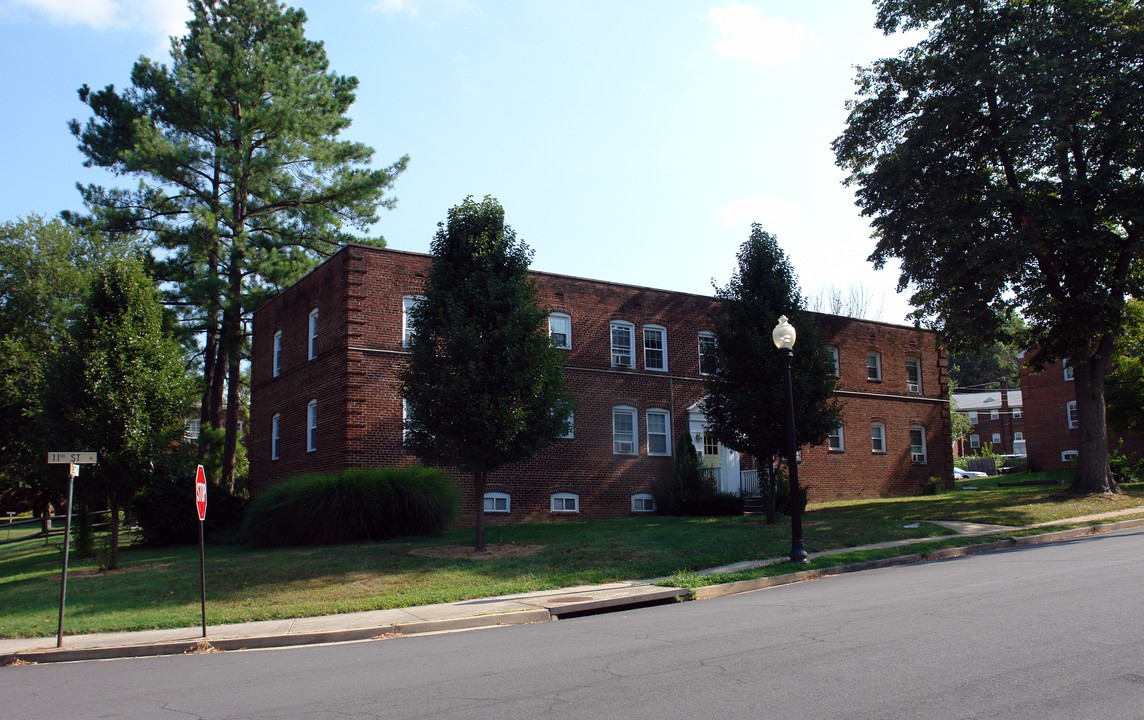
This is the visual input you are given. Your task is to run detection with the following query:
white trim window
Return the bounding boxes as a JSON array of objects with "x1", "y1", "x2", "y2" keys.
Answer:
[
  {"x1": 646, "y1": 409, "x2": 671, "y2": 456},
  {"x1": 828, "y1": 424, "x2": 845, "y2": 451},
  {"x1": 184, "y1": 419, "x2": 201, "y2": 442},
  {"x1": 829, "y1": 346, "x2": 840, "y2": 377},
  {"x1": 992, "y1": 432, "x2": 1002, "y2": 445},
  {"x1": 308, "y1": 308, "x2": 319, "y2": 361},
  {"x1": 484, "y1": 492, "x2": 510, "y2": 513},
  {"x1": 643, "y1": 325, "x2": 667, "y2": 371},
  {"x1": 968, "y1": 411, "x2": 978, "y2": 424},
  {"x1": 1061, "y1": 450, "x2": 1078, "y2": 462},
  {"x1": 1066, "y1": 401, "x2": 1079, "y2": 429},
  {"x1": 306, "y1": 399, "x2": 317, "y2": 452},
  {"x1": 613, "y1": 406, "x2": 637, "y2": 454},
  {"x1": 271, "y1": 413, "x2": 280, "y2": 460},
  {"x1": 273, "y1": 330, "x2": 282, "y2": 377},
  {"x1": 1063, "y1": 358, "x2": 1074, "y2": 381},
  {"x1": 905, "y1": 356, "x2": 921, "y2": 393},
  {"x1": 559, "y1": 412, "x2": 574, "y2": 439},
  {"x1": 871, "y1": 422, "x2": 885, "y2": 453},
  {"x1": 867, "y1": 352, "x2": 882, "y2": 381},
  {"x1": 909, "y1": 426, "x2": 927, "y2": 464},
  {"x1": 549, "y1": 312, "x2": 571, "y2": 349},
  {"x1": 1013, "y1": 407, "x2": 1023, "y2": 419},
  {"x1": 698, "y1": 332, "x2": 717, "y2": 375},
  {"x1": 990, "y1": 409, "x2": 999, "y2": 420},
  {"x1": 631, "y1": 493, "x2": 656, "y2": 513},
  {"x1": 970, "y1": 434, "x2": 980, "y2": 449},
  {"x1": 551, "y1": 493, "x2": 579, "y2": 513},
  {"x1": 402, "y1": 295, "x2": 424, "y2": 348},
  {"x1": 611, "y1": 321, "x2": 635, "y2": 368}
]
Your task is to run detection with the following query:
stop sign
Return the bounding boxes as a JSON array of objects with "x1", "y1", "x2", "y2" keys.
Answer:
[{"x1": 195, "y1": 465, "x2": 207, "y2": 521}]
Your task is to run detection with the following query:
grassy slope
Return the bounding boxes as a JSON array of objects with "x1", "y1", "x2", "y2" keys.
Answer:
[{"x1": 2, "y1": 473, "x2": 1141, "y2": 639}]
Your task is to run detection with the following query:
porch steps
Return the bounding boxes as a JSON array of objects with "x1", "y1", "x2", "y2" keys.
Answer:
[{"x1": 742, "y1": 495, "x2": 767, "y2": 516}]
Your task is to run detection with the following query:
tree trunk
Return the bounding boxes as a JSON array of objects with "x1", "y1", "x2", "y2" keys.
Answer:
[
  {"x1": 474, "y1": 471, "x2": 487, "y2": 552},
  {"x1": 1069, "y1": 355, "x2": 1120, "y2": 495},
  {"x1": 107, "y1": 490, "x2": 120, "y2": 571}
]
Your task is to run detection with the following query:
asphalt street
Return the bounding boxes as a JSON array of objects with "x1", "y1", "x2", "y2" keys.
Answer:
[{"x1": 4, "y1": 527, "x2": 1144, "y2": 719}]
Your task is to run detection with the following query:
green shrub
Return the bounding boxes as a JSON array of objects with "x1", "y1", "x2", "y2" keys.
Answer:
[
  {"x1": 134, "y1": 479, "x2": 248, "y2": 546},
  {"x1": 775, "y1": 479, "x2": 808, "y2": 515},
  {"x1": 242, "y1": 465, "x2": 460, "y2": 547},
  {"x1": 684, "y1": 492, "x2": 744, "y2": 517}
]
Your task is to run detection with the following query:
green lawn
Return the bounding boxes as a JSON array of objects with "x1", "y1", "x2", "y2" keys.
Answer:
[{"x1": 2, "y1": 473, "x2": 1141, "y2": 639}]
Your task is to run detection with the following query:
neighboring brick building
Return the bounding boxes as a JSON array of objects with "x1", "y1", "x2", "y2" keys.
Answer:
[
  {"x1": 951, "y1": 388, "x2": 1025, "y2": 457},
  {"x1": 249, "y1": 245, "x2": 952, "y2": 520},
  {"x1": 1019, "y1": 356, "x2": 1144, "y2": 472}
]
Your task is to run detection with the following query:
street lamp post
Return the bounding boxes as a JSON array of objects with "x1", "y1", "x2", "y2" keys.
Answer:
[{"x1": 772, "y1": 315, "x2": 808, "y2": 564}]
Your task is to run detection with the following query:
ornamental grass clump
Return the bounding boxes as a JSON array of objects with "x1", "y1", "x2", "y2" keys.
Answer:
[{"x1": 243, "y1": 466, "x2": 459, "y2": 546}]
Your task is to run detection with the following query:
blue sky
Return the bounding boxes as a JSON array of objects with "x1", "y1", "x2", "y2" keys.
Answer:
[{"x1": 0, "y1": 0, "x2": 923, "y2": 323}]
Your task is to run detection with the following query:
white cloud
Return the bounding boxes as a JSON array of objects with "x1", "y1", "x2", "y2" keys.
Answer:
[
  {"x1": 709, "y1": 4, "x2": 806, "y2": 66},
  {"x1": 716, "y1": 193, "x2": 802, "y2": 233},
  {"x1": 374, "y1": 0, "x2": 421, "y2": 17},
  {"x1": 7, "y1": 0, "x2": 190, "y2": 51}
]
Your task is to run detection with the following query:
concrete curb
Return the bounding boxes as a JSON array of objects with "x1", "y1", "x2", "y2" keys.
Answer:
[
  {"x1": 5, "y1": 518, "x2": 1140, "y2": 666},
  {"x1": 692, "y1": 517, "x2": 1144, "y2": 601}
]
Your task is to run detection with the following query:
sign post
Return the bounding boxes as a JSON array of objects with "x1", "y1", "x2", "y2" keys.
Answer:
[
  {"x1": 48, "y1": 452, "x2": 97, "y2": 648},
  {"x1": 195, "y1": 465, "x2": 207, "y2": 638}
]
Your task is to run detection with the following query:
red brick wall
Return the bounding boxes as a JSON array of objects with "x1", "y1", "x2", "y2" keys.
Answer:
[
  {"x1": 1020, "y1": 357, "x2": 1144, "y2": 471},
  {"x1": 250, "y1": 245, "x2": 952, "y2": 520}
]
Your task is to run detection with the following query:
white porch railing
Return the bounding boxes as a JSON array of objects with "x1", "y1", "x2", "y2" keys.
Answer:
[{"x1": 740, "y1": 469, "x2": 760, "y2": 496}]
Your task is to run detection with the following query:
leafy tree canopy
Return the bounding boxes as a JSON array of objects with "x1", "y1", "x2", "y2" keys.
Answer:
[
  {"x1": 43, "y1": 257, "x2": 195, "y2": 568},
  {"x1": 400, "y1": 196, "x2": 575, "y2": 549},
  {"x1": 0, "y1": 216, "x2": 136, "y2": 511},
  {"x1": 1106, "y1": 299, "x2": 1144, "y2": 434},
  {"x1": 834, "y1": 0, "x2": 1144, "y2": 494}
]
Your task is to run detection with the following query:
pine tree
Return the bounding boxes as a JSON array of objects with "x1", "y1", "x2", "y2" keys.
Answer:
[
  {"x1": 401, "y1": 197, "x2": 576, "y2": 551},
  {"x1": 702, "y1": 225, "x2": 841, "y2": 521},
  {"x1": 68, "y1": 0, "x2": 408, "y2": 489}
]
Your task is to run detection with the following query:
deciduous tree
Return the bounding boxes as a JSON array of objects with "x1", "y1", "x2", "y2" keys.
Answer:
[
  {"x1": 43, "y1": 258, "x2": 194, "y2": 569},
  {"x1": 834, "y1": 0, "x2": 1144, "y2": 494},
  {"x1": 0, "y1": 216, "x2": 134, "y2": 526},
  {"x1": 68, "y1": 0, "x2": 408, "y2": 490},
  {"x1": 400, "y1": 197, "x2": 575, "y2": 551}
]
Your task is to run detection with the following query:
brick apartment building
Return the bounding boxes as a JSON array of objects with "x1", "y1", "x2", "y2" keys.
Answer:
[
  {"x1": 248, "y1": 245, "x2": 952, "y2": 520},
  {"x1": 1019, "y1": 356, "x2": 1144, "y2": 472},
  {"x1": 951, "y1": 388, "x2": 1024, "y2": 457}
]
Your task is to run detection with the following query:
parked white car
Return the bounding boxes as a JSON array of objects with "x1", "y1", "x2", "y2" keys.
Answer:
[{"x1": 954, "y1": 466, "x2": 988, "y2": 479}]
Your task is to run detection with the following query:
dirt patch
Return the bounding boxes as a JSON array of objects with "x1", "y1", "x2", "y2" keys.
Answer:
[
  {"x1": 71, "y1": 562, "x2": 173, "y2": 577},
  {"x1": 409, "y1": 544, "x2": 544, "y2": 560}
]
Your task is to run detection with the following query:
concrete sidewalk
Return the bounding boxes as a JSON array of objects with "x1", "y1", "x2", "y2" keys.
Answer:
[{"x1": 5, "y1": 508, "x2": 1143, "y2": 665}]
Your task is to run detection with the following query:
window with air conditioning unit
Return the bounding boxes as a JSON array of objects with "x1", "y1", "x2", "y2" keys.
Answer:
[
  {"x1": 613, "y1": 406, "x2": 637, "y2": 454},
  {"x1": 909, "y1": 425, "x2": 927, "y2": 464},
  {"x1": 905, "y1": 357, "x2": 921, "y2": 393},
  {"x1": 611, "y1": 321, "x2": 634, "y2": 368}
]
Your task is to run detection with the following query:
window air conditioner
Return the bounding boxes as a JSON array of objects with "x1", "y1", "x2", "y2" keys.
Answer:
[
  {"x1": 615, "y1": 441, "x2": 634, "y2": 453},
  {"x1": 613, "y1": 354, "x2": 631, "y2": 367},
  {"x1": 907, "y1": 382, "x2": 920, "y2": 393},
  {"x1": 911, "y1": 452, "x2": 926, "y2": 464}
]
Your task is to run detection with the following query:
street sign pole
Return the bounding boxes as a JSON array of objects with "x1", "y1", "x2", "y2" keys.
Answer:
[
  {"x1": 56, "y1": 463, "x2": 78, "y2": 648},
  {"x1": 49, "y1": 453, "x2": 96, "y2": 648},
  {"x1": 195, "y1": 465, "x2": 207, "y2": 638}
]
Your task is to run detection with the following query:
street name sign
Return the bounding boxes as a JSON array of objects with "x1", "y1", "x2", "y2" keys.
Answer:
[{"x1": 48, "y1": 452, "x2": 97, "y2": 465}]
